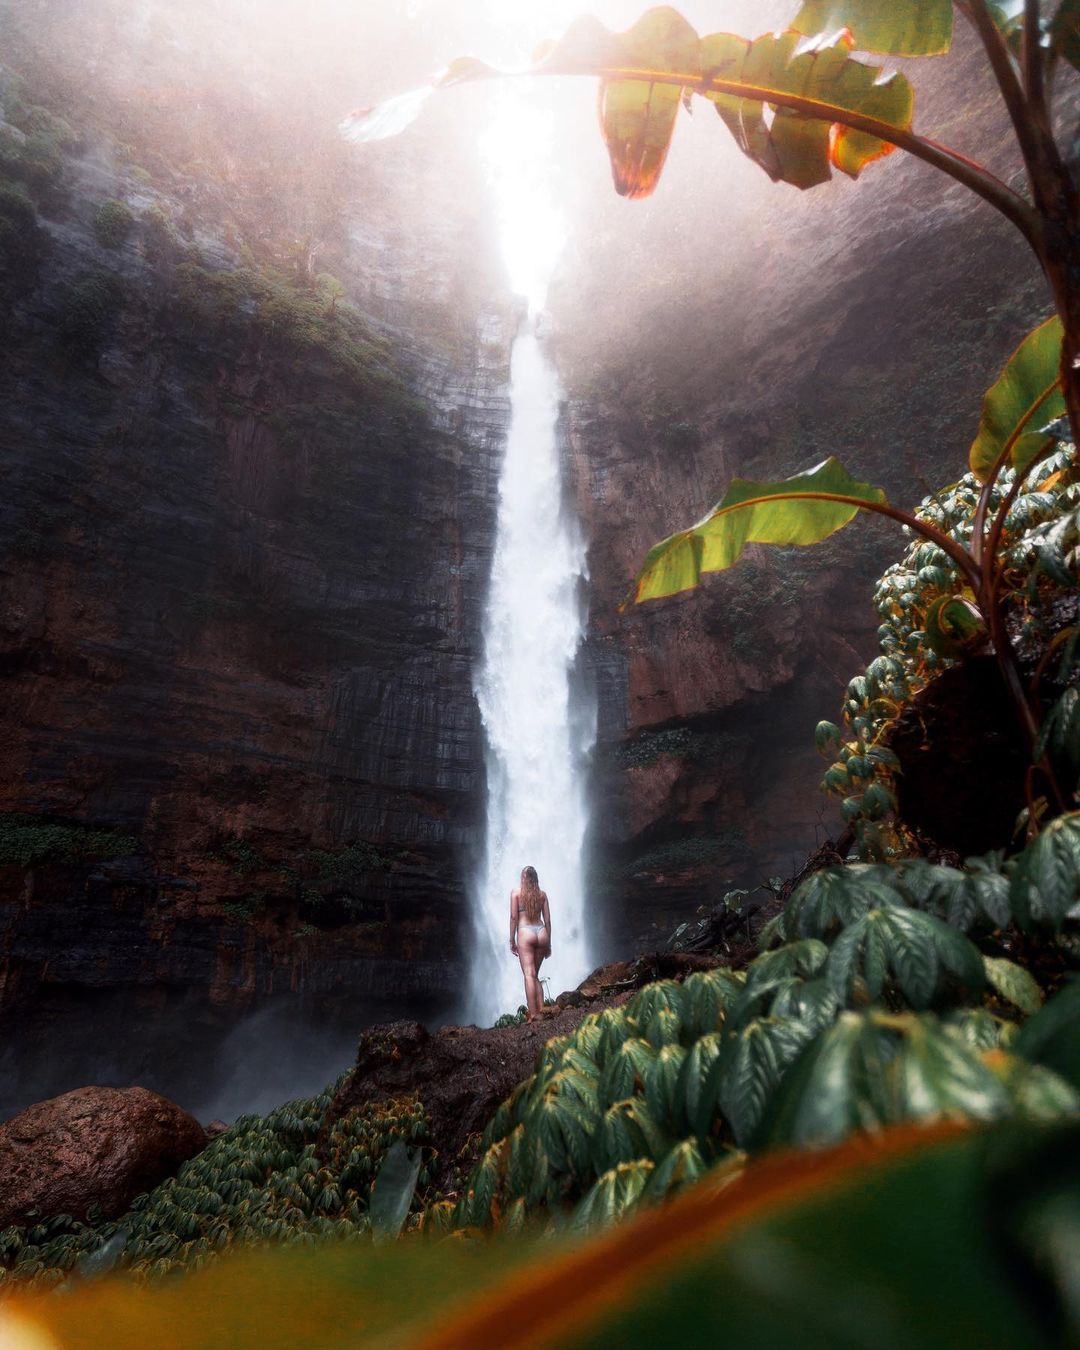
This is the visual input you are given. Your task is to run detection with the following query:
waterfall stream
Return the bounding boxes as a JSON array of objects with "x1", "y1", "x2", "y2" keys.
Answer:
[{"x1": 468, "y1": 320, "x2": 593, "y2": 1025}]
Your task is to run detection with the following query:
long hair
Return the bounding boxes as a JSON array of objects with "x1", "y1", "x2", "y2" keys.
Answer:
[{"x1": 520, "y1": 866, "x2": 543, "y2": 922}]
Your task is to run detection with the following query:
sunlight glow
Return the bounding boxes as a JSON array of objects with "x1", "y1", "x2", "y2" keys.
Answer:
[{"x1": 479, "y1": 85, "x2": 567, "y2": 312}]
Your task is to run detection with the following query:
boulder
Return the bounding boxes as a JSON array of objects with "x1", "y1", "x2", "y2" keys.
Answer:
[
  {"x1": 0, "y1": 1086, "x2": 207, "y2": 1228},
  {"x1": 576, "y1": 952, "x2": 721, "y2": 1000}
]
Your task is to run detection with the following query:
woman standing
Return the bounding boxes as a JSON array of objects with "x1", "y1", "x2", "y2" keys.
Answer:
[{"x1": 509, "y1": 865, "x2": 551, "y2": 1021}]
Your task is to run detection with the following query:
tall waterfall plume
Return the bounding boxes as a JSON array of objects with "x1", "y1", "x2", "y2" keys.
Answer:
[{"x1": 470, "y1": 320, "x2": 593, "y2": 1024}]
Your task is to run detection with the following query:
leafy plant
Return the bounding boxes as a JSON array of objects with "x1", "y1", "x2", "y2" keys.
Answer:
[
  {"x1": 91, "y1": 199, "x2": 134, "y2": 249},
  {"x1": 6, "y1": 1119, "x2": 1080, "y2": 1348},
  {"x1": 0, "y1": 1084, "x2": 434, "y2": 1295}
]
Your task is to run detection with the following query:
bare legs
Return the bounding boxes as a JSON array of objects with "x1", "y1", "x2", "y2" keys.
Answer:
[{"x1": 517, "y1": 929, "x2": 546, "y2": 1020}]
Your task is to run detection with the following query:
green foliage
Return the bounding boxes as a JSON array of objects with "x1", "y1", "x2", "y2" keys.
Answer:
[
  {"x1": 0, "y1": 814, "x2": 138, "y2": 868},
  {"x1": 818, "y1": 452, "x2": 1080, "y2": 844},
  {"x1": 171, "y1": 260, "x2": 412, "y2": 407},
  {"x1": 793, "y1": 0, "x2": 953, "y2": 55},
  {"x1": 54, "y1": 271, "x2": 125, "y2": 353},
  {"x1": 0, "y1": 1084, "x2": 434, "y2": 1294},
  {"x1": 453, "y1": 816, "x2": 1080, "y2": 1233},
  {"x1": 632, "y1": 457, "x2": 888, "y2": 603},
  {"x1": 968, "y1": 316, "x2": 1066, "y2": 482},
  {"x1": 91, "y1": 198, "x2": 135, "y2": 249}
]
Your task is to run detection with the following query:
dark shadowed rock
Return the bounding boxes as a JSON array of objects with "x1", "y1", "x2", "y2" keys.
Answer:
[
  {"x1": 576, "y1": 952, "x2": 721, "y2": 1000},
  {"x1": 0, "y1": 1087, "x2": 207, "y2": 1228}
]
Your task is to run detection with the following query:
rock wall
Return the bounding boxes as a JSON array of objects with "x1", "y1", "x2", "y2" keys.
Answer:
[{"x1": 0, "y1": 6, "x2": 513, "y2": 1113}]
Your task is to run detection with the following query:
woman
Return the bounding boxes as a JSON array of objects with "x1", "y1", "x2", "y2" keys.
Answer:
[{"x1": 509, "y1": 865, "x2": 551, "y2": 1021}]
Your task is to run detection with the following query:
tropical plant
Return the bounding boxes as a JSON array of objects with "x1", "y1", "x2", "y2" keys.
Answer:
[
  {"x1": 451, "y1": 814, "x2": 1080, "y2": 1235},
  {"x1": 4, "y1": 1118, "x2": 1079, "y2": 1348},
  {"x1": 0, "y1": 1082, "x2": 434, "y2": 1296}
]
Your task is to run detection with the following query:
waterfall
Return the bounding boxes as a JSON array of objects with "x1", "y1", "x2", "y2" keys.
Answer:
[{"x1": 468, "y1": 318, "x2": 593, "y2": 1025}]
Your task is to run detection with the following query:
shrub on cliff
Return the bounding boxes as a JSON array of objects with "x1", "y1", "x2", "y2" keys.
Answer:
[
  {"x1": 91, "y1": 199, "x2": 134, "y2": 249},
  {"x1": 54, "y1": 271, "x2": 125, "y2": 354}
]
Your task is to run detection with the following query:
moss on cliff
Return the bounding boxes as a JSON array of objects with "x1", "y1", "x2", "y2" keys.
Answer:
[{"x1": 0, "y1": 815, "x2": 139, "y2": 869}]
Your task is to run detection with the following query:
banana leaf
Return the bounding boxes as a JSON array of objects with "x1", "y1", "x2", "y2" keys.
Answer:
[
  {"x1": 968, "y1": 316, "x2": 1065, "y2": 483},
  {"x1": 792, "y1": 0, "x2": 954, "y2": 55},
  {"x1": 631, "y1": 457, "x2": 887, "y2": 604}
]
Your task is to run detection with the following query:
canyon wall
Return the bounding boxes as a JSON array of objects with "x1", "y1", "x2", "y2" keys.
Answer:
[{"x1": 0, "y1": 2, "x2": 512, "y2": 1111}]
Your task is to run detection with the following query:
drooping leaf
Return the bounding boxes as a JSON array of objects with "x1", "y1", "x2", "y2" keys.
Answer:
[
  {"x1": 924, "y1": 595, "x2": 986, "y2": 659},
  {"x1": 676, "y1": 1033, "x2": 724, "y2": 1138},
  {"x1": 641, "y1": 1137, "x2": 713, "y2": 1203},
  {"x1": 714, "y1": 1017, "x2": 817, "y2": 1145},
  {"x1": 1009, "y1": 810, "x2": 1080, "y2": 931},
  {"x1": 644, "y1": 1043, "x2": 688, "y2": 1122},
  {"x1": 782, "y1": 862, "x2": 896, "y2": 939},
  {"x1": 598, "y1": 1037, "x2": 657, "y2": 1108},
  {"x1": 889, "y1": 1016, "x2": 1013, "y2": 1122},
  {"x1": 792, "y1": 0, "x2": 954, "y2": 55},
  {"x1": 701, "y1": 29, "x2": 913, "y2": 189},
  {"x1": 764, "y1": 1011, "x2": 896, "y2": 1147},
  {"x1": 571, "y1": 1159, "x2": 655, "y2": 1233},
  {"x1": 826, "y1": 903, "x2": 985, "y2": 1009},
  {"x1": 983, "y1": 955, "x2": 1044, "y2": 1016},
  {"x1": 680, "y1": 968, "x2": 741, "y2": 1038},
  {"x1": 369, "y1": 1140, "x2": 422, "y2": 1243},
  {"x1": 594, "y1": 8, "x2": 701, "y2": 198},
  {"x1": 633, "y1": 457, "x2": 888, "y2": 604},
  {"x1": 1015, "y1": 977, "x2": 1080, "y2": 1091},
  {"x1": 968, "y1": 317, "x2": 1065, "y2": 483}
]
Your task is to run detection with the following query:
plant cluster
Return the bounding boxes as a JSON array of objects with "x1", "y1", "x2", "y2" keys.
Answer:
[
  {"x1": 0, "y1": 814, "x2": 139, "y2": 869},
  {"x1": 0, "y1": 1082, "x2": 434, "y2": 1297},
  {"x1": 454, "y1": 815, "x2": 1080, "y2": 1234},
  {"x1": 817, "y1": 450, "x2": 1080, "y2": 850},
  {"x1": 91, "y1": 199, "x2": 134, "y2": 249}
]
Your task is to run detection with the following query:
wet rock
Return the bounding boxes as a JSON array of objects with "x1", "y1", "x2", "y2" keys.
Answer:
[
  {"x1": 0, "y1": 1086, "x2": 207, "y2": 1228},
  {"x1": 554, "y1": 989, "x2": 586, "y2": 1010},
  {"x1": 576, "y1": 952, "x2": 721, "y2": 1000},
  {"x1": 321, "y1": 1008, "x2": 610, "y2": 1181}
]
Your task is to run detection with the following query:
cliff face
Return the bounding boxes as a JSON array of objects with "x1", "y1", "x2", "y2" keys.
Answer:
[
  {"x1": 555, "y1": 30, "x2": 1050, "y2": 954},
  {"x1": 0, "y1": 9, "x2": 513, "y2": 1112}
]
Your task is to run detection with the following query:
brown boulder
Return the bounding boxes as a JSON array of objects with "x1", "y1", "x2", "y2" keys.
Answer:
[{"x1": 0, "y1": 1086, "x2": 207, "y2": 1228}]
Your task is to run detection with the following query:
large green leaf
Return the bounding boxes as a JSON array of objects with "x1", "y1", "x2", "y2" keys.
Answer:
[
  {"x1": 1015, "y1": 977, "x2": 1080, "y2": 1091},
  {"x1": 701, "y1": 29, "x2": 914, "y2": 189},
  {"x1": 892, "y1": 1016, "x2": 1012, "y2": 1122},
  {"x1": 344, "y1": 14, "x2": 916, "y2": 201},
  {"x1": 1009, "y1": 811, "x2": 1080, "y2": 931},
  {"x1": 714, "y1": 1017, "x2": 817, "y2": 1144},
  {"x1": 825, "y1": 904, "x2": 985, "y2": 1009},
  {"x1": 632, "y1": 458, "x2": 888, "y2": 604},
  {"x1": 782, "y1": 862, "x2": 896, "y2": 939},
  {"x1": 983, "y1": 955, "x2": 1044, "y2": 1016},
  {"x1": 368, "y1": 1140, "x2": 422, "y2": 1244},
  {"x1": 764, "y1": 1012, "x2": 897, "y2": 1147},
  {"x1": 676, "y1": 1032, "x2": 724, "y2": 1137},
  {"x1": 594, "y1": 8, "x2": 701, "y2": 198},
  {"x1": 968, "y1": 316, "x2": 1065, "y2": 483},
  {"x1": 792, "y1": 0, "x2": 954, "y2": 55}
]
